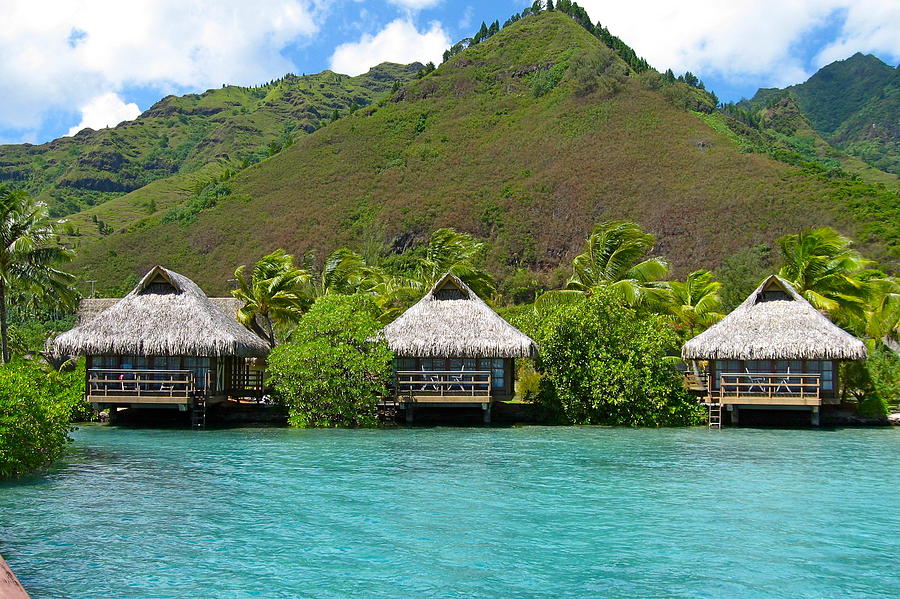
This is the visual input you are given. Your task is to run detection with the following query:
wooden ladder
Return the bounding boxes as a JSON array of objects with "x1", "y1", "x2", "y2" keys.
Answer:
[
  {"x1": 707, "y1": 402, "x2": 722, "y2": 429},
  {"x1": 191, "y1": 396, "x2": 207, "y2": 428}
]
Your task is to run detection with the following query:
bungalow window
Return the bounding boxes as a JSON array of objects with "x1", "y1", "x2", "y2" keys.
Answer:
[
  {"x1": 478, "y1": 358, "x2": 505, "y2": 390},
  {"x1": 806, "y1": 360, "x2": 834, "y2": 391},
  {"x1": 713, "y1": 360, "x2": 741, "y2": 389},
  {"x1": 184, "y1": 357, "x2": 211, "y2": 390}
]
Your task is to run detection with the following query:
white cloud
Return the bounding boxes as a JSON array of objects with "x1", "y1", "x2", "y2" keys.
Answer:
[
  {"x1": 0, "y1": 0, "x2": 321, "y2": 136},
  {"x1": 388, "y1": 0, "x2": 442, "y2": 10},
  {"x1": 329, "y1": 19, "x2": 450, "y2": 76},
  {"x1": 66, "y1": 93, "x2": 141, "y2": 136},
  {"x1": 816, "y1": 2, "x2": 900, "y2": 66},
  {"x1": 576, "y1": 1, "x2": 900, "y2": 88}
]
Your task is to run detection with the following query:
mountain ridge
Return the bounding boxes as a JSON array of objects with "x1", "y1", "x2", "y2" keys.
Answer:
[{"x1": 62, "y1": 11, "x2": 898, "y2": 294}]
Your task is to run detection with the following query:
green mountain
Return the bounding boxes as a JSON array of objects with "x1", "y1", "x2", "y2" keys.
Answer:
[
  {"x1": 746, "y1": 53, "x2": 899, "y2": 175},
  {"x1": 58, "y1": 10, "x2": 898, "y2": 295},
  {"x1": 0, "y1": 63, "x2": 421, "y2": 216}
]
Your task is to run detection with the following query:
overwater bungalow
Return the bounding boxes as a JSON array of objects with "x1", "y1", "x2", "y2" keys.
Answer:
[
  {"x1": 381, "y1": 273, "x2": 537, "y2": 423},
  {"x1": 51, "y1": 266, "x2": 269, "y2": 424},
  {"x1": 682, "y1": 275, "x2": 867, "y2": 426}
]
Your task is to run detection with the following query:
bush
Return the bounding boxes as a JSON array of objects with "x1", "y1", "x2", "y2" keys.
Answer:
[
  {"x1": 535, "y1": 290, "x2": 703, "y2": 426},
  {"x1": 267, "y1": 295, "x2": 393, "y2": 427},
  {"x1": 0, "y1": 359, "x2": 87, "y2": 478},
  {"x1": 843, "y1": 345, "x2": 900, "y2": 417}
]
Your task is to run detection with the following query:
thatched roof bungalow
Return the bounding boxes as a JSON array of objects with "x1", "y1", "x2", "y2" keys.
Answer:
[
  {"x1": 381, "y1": 273, "x2": 536, "y2": 422},
  {"x1": 682, "y1": 275, "x2": 867, "y2": 423},
  {"x1": 52, "y1": 266, "x2": 268, "y2": 414}
]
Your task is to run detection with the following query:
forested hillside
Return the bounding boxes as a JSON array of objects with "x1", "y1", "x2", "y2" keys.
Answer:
[
  {"x1": 0, "y1": 63, "x2": 420, "y2": 216},
  {"x1": 58, "y1": 10, "x2": 898, "y2": 294},
  {"x1": 746, "y1": 53, "x2": 899, "y2": 175}
]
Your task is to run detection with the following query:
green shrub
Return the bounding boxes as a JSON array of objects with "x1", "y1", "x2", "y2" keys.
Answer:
[
  {"x1": 267, "y1": 295, "x2": 393, "y2": 427},
  {"x1": 530, "y1": 64, "x2": 565, "y2": 97},
  {"x1": 0, "y1": 359, "x2": 87, "y2": 478},
  {"x1": 843, "y1": 345, "x2": 900, "y2": 417},
  {"x1": 535, "y1": 290, "x2": 703, "y2": 426}
]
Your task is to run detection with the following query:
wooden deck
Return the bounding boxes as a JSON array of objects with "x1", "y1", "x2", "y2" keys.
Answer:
[
  {"x1": 87, "y1": 368, "x2": 196, "y2": 405},
  {"x1": 394, "y1": 370, "x2": 492, "y2": 403},
  {"x1": 713, "y1": 372, "x2": 822, "y2": 406}
]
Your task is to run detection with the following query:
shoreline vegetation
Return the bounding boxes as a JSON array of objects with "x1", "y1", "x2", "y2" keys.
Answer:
[{"x1": 2, "y1": 177, "x2": 898, "y2": 477}]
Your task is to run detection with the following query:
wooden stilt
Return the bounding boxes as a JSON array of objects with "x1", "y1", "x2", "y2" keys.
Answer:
[
  {"x1": 482, "y1": 402, "x2": 491, "y2": 424},
  {"x1": 405, "y1": 403, "x2": 414, "y2": 424},
  {"x1": 811, "y1": 406, "x2": 820, "y2": 426}
]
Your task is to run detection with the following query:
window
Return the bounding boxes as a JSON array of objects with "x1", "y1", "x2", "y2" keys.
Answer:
[
  {"x1": 395, "y1": 358, "x2": 415, "y2": 371},
  {"x1": 184, "y1": 357, "x2": 211, "y2": 390},
  {"x1": 714, "y1": 360, "x2": 741, "y2": 389}
]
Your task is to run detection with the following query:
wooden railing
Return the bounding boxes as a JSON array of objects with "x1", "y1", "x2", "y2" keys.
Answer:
[
  {"x1": 88, "y1": 368, "x2": 196, "y2": 398},
  {"x1": 395, "y1": 370, "x2": 492, "y2": 398},
  {"x1": 684, "y1": 372, "x2": 708, "y2": 391},
  {"x1": 716, "y1": 372, "x2": 821, "y2": 403},
  {"x1": 227, "y1": 369, "x2": 266, "y2": 400}
]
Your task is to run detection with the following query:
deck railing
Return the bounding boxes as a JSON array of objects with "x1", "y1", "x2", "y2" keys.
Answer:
[
  {"x1": 88, "y1": 368, "x2": 196, "y2": 398},
  {"x1": 395, "y1": 370, "x2": 492, "y2": 398},
  {"x1": 684, "y1": 372, "x2": 708, "y2": 391},
  {"x1": 716, "y1": 372, "x2": 821, "y2": 402},
  {"x1": 227, "y1": 369, "x2": 266, "y2": 400}
]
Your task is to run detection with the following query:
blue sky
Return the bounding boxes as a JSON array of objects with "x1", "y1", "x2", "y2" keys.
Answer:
[{"x1": 1, "y1": 0, "x2": 898, "y2": 145}]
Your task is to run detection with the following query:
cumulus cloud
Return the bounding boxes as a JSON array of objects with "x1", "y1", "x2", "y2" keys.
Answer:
[
  {"x1": 0, "y1": 0, "x2": 320, "y2": 136},
  {"x1": 66, "y1": 93, "x2": 141, "y2": 136},
  {"x1": 576, "y1": 0, "x2": 900, "y2": 87},
  {"x1": 329, "y1": 19, "x2": 450, "y2": 76}
]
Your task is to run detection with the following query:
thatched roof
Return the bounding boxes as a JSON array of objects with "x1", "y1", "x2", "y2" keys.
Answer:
[
  {"x1": 77, "y1": 297, "x2": 243, "y2": 324},
  {"x1": 382, "y1": 273, "x2": 537, "y2": 358},
  {"x1": 682, "y1": 275, "x2": 867, "y2": 361},
  {"x1": 52, "y1": 266, "x2": 269, "y2": 358}
]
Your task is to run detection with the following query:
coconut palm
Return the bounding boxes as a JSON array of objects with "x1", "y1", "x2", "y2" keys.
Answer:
[
  {"x1": 776, "y1": 227, "x2": 871, "y2": 323},
  {"x1": 0, "y1": 187, "x2": 76, "y2": 363},
  {"x1": 413, "y1": 228, "x2": 496, "y2": 299},
  {"x1": 536, "y1": 221, "x2": 669, "y2": 313},
  {"x1": 232, "y1": 249, "x2": 311, "y2": 347},
  {"x1": 662, "y1": 270, "x2": 724, "y2": 337},
  {"x1": 314, "y1": 248, "x2": 377, "y2": 296}
]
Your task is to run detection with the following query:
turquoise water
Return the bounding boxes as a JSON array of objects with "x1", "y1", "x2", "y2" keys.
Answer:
[{"x1": 1, "y1": 426, "x2": 898, "y2": 598}]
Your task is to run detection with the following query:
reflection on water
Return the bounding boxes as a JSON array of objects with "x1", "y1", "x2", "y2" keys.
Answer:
[{"x1": 1, "y1": 425, "x2": 898, "y2": 598}]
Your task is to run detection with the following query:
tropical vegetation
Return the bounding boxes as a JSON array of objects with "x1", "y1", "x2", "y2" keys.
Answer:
[
  {"x1": 0, "y1": 358, "x2": 88, "y2": 478},
  {"x1": 0, "y1": 186, "x2": 77, "y2": 364},
  {"x1": 266, "y1": 295, "x2": 392, "y2": 428},
  {"x1": 533, "y1": 288, "x2": 703, "y2": 426},
  {"x1": 232, "y1": 249, "x2": 310, "y2": 347}
]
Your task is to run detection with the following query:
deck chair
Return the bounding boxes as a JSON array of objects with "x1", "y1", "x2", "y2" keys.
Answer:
[
  {"x1": 774, "y1": 367, "x2": 794, "y2": 395},
  {"x1": 450, "y1": 365, "x2": 466, "y2": 392},
  {"x1": 744, "y1": 368, "x2": 768, "y2": 394}
]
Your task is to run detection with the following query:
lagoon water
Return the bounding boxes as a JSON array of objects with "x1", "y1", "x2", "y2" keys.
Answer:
[{"x1": 1, "y1": 425, "x2": 898, "y2": 598}]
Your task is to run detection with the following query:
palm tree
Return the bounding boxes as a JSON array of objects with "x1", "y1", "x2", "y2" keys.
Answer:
[
  {"x1": 413, "y1": 228, "x2": 496, "y2": 299},
  {"x1": 313, "y1": 248, "x2": 379, "y2": 297},
  {"x1": 232, "y1": 249, "x2": 311, "y2": 347},
  {"x1": 776, "y1": 227, "x2": 871, "y2": 323},
  {"x1": 536, "y1": 221, "x2": 669, "y2": 313},
  {"x1": 0, "y1": 186, "x2": 76, "y2": 363},
  {"x1": 662, "y1": 270, "x2": 724, "y2": 337}
]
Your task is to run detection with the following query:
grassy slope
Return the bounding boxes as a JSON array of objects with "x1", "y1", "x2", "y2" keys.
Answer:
[
  {"x1": 0, "y1": 63, "x2": 419, "y2": 216},
  {"x1": 70, "y1": 12, "x2": 899, "y2": 294}
]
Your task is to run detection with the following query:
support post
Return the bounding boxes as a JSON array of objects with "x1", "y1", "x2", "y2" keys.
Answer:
[
  {"x1": 730, "y1": 405, "x2": 739, "y2": 425},
  {"x1": 109, "y1": 406, "x2": 118, "y2": 424},
  {"x1": 405, "y1": 403, "x2": 414, "y2": 424},
  {"x1": 483, "y1": 402, "x2": 491, "y2": 424},
  {"x1": 811, "y1": 406, "x2": 820, "y2": 426}
]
